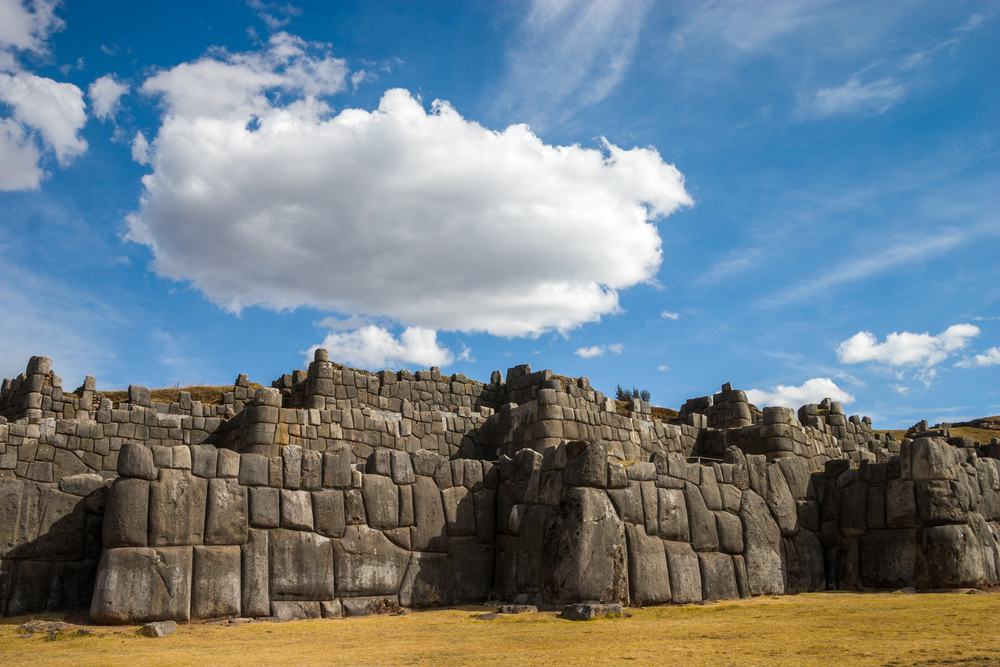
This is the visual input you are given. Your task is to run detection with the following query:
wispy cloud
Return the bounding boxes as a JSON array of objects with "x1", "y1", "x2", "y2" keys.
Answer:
[
  {"x1": 660, "y1": 311, "x2": 679, "y2": 321},
  {"x1": 495, "y1": 0, "x2": 651, "y2": 128},
  {"x1": 801, "y1": 76, "x2": 905, "y2": 118},
  {"x1": 955, "y1": 346, "x2": 1000, "y2": 368},
  {"x1": 764, "y1": 232, "x2": 967, "y2": 307},
  {"x1": 953, "y1": 14, "x2": 984, "y2": 32}
]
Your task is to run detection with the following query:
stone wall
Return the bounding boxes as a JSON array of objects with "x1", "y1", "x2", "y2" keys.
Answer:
[
  {"x1": 2, "y1": 353, "x2": 1000, "y2": 623},
  {"x1": 90, "y1": 421, "x2": 497, "y2": 623}
]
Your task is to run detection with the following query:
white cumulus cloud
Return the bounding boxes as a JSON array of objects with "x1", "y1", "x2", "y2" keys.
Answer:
[
  {"x1": 746, "y1": 378, "x2": 855, "y2": 409},
  {"x1": 126, "y1": 35, "x2": 692, "y2": 338},
  {"x1": 837, "y1": 324, "x2": 980, "y2": 367},
  {"x1": 307, "y1": 325, "x2": 455, "y2": 370},
  {"x1": 0, "y1": 1, "x2": 86, "y2": 191},
  {"x1": 956, "y1": 346, "x2": 1000, "y2": 368},
  {"x1": 88, "y1": 74, "x2": 128, "y2": 121},
  {"x1": 0, "y1": 0, "x2": 64, "y2": 56},
  {"x1": 575, "y1": 346, "x2": 605, "y2": 359},
  {"x1": 660, "y1": 311, "x2": 679, "y2": 320},
  {"x1": 130, "y1": 130, "x2": 150, "y2": 165}
]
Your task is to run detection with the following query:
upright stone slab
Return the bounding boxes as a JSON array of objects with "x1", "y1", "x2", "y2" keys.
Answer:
[
  {"x1": 698, "y1": 552, "x2": 738, "y2": 600},
  {"x1": 739, "y1": 489, "x2": 783, "y2": 596},
  {"x1": 103, "y1": 478, "x2": 149, "y2": 548},
  {"x1": 411, "y1": 476, "x2": 448, "y2": 552},
  {"x1": 205, "y1": 478, "x2": 248, "y2": 545},
  {"x1": 664, "y1": 541, "x2": 701, "y2": 603},
  {"x1": 148, "y1": 469, "x2": 207, "y2": 547},
  {"x1": 541, "y1": 487, "x2": 627, "y2": 605},
  {"x1": 192, "y1": 545, "x2": 241, "y2": 620},
  {"x1": 241, "y1": 528, "x2": 269, "y2": 618},
  {"x1": 624, "y1": 524, "x2": 671, "y2": 604},
  {"x1": 398, "y1": 552, "x2": 455, "y2": 607}
]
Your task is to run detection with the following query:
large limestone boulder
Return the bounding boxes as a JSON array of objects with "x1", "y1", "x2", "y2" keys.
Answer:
[
  {"x1": 334, "y1": 525, "x2": 409, "y2": 597},
  {"x1": 191, "y1": 545, "x2": 241, "y2": 620},
  {"x1": 860, "y1": 528, "x2": 916, "y2": 589},
  {"x1": 90, "y1": 546, "x2": 193, "y2": 624},
  {"x1": 624, "y1": 524, "x2": 671, "y2": 605},
  {"x1": 739, "y1": 489, "x2": 783, "y2": 596},
  {"x1": 664, "y1": 540, "x2": 701, "y2": 603},
  {"x1": 542, "y1": 487, "x2": 627, "y2": 605},
  {"x1": 269, "y1": 529, "x2": 335, "y2": 601}
]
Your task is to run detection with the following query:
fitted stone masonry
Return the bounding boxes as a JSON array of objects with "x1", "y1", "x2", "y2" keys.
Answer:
[{"x1": 1, "y1": 353, "x2": 998, "y2": 622}]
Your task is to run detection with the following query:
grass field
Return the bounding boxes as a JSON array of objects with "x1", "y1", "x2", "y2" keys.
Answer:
[{"x1": 2, "y1": 592, "x2": 998, "y2": 667}]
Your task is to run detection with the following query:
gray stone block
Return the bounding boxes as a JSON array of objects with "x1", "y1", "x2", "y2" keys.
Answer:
[
  {"x1": 541, "y1": 487, "x2": 627, "y2": 605},
  {"x1": 334, "y1": 525, "x2": 409, "y2": 597},
  {"x1": 411, "y1": 476, "x2": 447, "y2": 552},
  {"x1": 312, "y1": 489, "x2": 346, "y2": 538},
  {"x1": 139, "y1": 620, "x2": 177, "y2": 637},
  {"x1": 270, "y1": 600, "x2": 321, "y2": 621},
  {"x1": 624, "y1": 523, "x2": 670, "y2": 604},
  {"x1": 560, "y1": 603, "x2": 623, "y2": 620},
  {"x1": 241, "y1": 528, "x2": 269, "y2": 617},
  {"x1": 118, "y1": 442, "x2": 156, "y2": 480},
  {"x1": 238, "y1": 454, "x2": 269, "y2": 487},
  {"x1": 217, "y1": 449, "x2": 240, "y2": 478},
  {"x1": 323, "y1": 445, "x2": 353, "y2": 488},
  {"x1": 685, "y1": 481, "x2": 719, "y2": 552},
  {"x1": 269, "y1": 529, "x2": 335, "y2": 600},
  {"x1": 699, "y1": 552, "x2": 738, "y2": 600},
  {"x1": 205, "y1": 478, "x2": 248, "y2": 545},
  {"x1": 740, "y1": 489, "x2": 783, "y2": 596},
  {"x1": 191, "y1": 545, "x2": 241, "y2": 620},
  {"x1": 562, "y1": 440, "x2": 608, "y2": 488},
  {"x1": 280, "y1": 489, "x2": 314, "y2": 531},
  {"x1": 59, "y1": 473, "x2": 104, "y2": 497},
  {"x1": 362, "y1": 474, "x2": 399, "y2": 530},
  {"x1": 716, "y1": 511, "x2": 744, "y2": 555},
  {"x1": 90, "y1": 546, "x2": 193, "y2": 623},
  {"x1": 148, "y1": 469, "x2": 207, "y2": 547},
  {"x1": 766, "y1": 464, "x2": 798, "y2": 537},
  {"x1": 442, "y1": 485, "x2": 476, "y2": 536},
  {"x1": 664, "y1": 540, "x2": 701, "y2": 603},
  {"x1": 657, "y1": 488, "x2": 689, "y2": 542},
  {"x1": 918, "y1": 523, "x2": 986, "y2": 588},
  {"x1": 398, "y1": 551, "x2": 455, "y2": 607},
  {"x1": 104, "y1": 478, "x2": 149, "y2": 548},
  {"x1": 249, "y1": 487, "x2": 279, "y2": 528},
  {"x1": 190, "y1": 445, "x2": 218, "y2": 479},
  {"x1": 782, "y1": 531, "x2": 825, "y2": 593}
]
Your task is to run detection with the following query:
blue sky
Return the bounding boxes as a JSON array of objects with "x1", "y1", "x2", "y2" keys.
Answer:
[{"x1": 0, "y1": 0, "x2": 997, "y2": 428}]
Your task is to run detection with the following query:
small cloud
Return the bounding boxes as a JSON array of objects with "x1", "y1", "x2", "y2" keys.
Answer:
[
  {"x1": 607, "y1": 343, "x2": 625, "y2": 355},
  {"x1": 804, "y1": 77, "x2": 905, "y2": 118},
  {"x1": 660, "y1": 311, "x2": 680, "y2": 320},
  {"x1": 953, "y1": 14, "x2": 984, "y2": 32},
  {"x1": 657, "y1": 365, "x2": 669, "y2": 371},
  {"x1": 955, "y1": 346, "x2": 1000, "y2": 368},
  {"x1": 307, "y1": 325, "x2": 454, "y2": 370},
  {"x1": 834, "y1": 371, "x2": 866, "y2": 388},
  {"x1": 112, "y1": 255, "x2": 131, "y2": 265},
  {"x1": 350, "y1": 70, "x2": 370, "y2": 90},
  {"x1": 890, "y1": 384, "x2": 913, "y2": 396},
  {"x1": 575, "y1": 345, "x2": 605, "y2": 359},
  {"x1": 837, "y1": 324, "x2": 980, "y2": 368},
  {"x1": 745, "y1": 378, "x2": 855, "y2": 409},
  {"x1": 58, "y1": 57, "x2": 85, "y2": 76},
  {"x1": 88, "y1": 74, "x2": 129, "y2": 121},
  {"x1": 101, "y1": 44, "x2": 121, "y2": 56},
  {"x1": 130, "y1": 131, "x2": 151, "y2": 165}
]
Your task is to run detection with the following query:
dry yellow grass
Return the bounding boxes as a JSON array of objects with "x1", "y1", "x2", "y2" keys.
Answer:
[
  {"x1": 2, "y1": 592, "x2": 999, "y2": 666},
  {"x1": 92, "y1": 384, "x2": 264, "y2": 407}
]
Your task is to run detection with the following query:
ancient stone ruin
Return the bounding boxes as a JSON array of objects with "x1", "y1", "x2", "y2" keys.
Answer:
[{"x1": 2, "y1": 352, "x2": 999, "y2": 622}]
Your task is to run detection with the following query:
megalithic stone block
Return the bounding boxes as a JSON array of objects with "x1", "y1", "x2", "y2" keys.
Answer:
[{"x1": 90, "y1": 546, "x2": 193, "y2": 624}]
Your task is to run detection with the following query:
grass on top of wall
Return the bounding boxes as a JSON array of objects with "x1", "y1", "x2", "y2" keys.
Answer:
[
  {"x1": 2, "y1": 592, "x2": 999, "y2": 667},
  {"x1": 91, "y1": 384, "x2": 265, "y2": 407}
]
